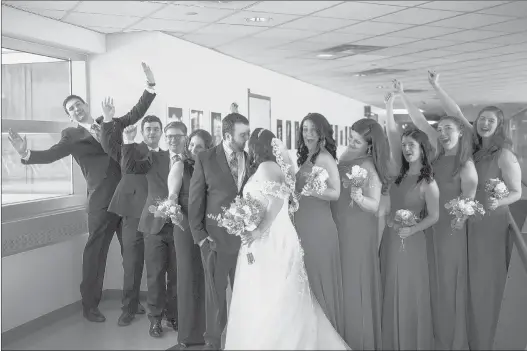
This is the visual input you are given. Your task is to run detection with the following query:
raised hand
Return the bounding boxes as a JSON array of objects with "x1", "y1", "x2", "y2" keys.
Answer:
[
  {"x1": 384, "y1": 92, "x2": 395, "y2": 105},
  {"x1": 230, "y1": 102, "x2": 239, "y2": 114},
  {"x1": 392, "y1": 79, "x2": 404, "y2": 94},
  {"x1": 123, "y1": 125, "x2": 138, "y2": 143},
  {"x1": 428, "y1": 70, "x2": 439, "y2": 87},
  {"x1": 142, "y1": 62, "x2": 155, "y2": 86},
  {"x1": 101, "y1": 97, "x2": 115, "y2": 122},
  {"x1": 7, "y1": 129, "x2": 28, "y2": 157}
]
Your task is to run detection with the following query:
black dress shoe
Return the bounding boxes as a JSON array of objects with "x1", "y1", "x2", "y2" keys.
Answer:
[
  {"x1": 83, "y1": 307, "x2": 106, "y2": 323},
  {"x1": 149, "y1": 320, "x2": 163, "y2": 338},
  {"x1": 136, "y1": 303, "x2": 146, "y2": 315},
  {"x1": 166, "y1": 318, "x2": 178, "y2": 331},
  {"x1": 118, "y1": 311, "x2": 135, "y2": 326}
]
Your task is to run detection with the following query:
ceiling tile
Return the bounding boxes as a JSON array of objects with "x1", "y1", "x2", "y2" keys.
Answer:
[
  {"x1": 372, "y1": 47, "x2": 425, "y2": 56},
  {"x1": 397, "y1": 38, "x2": 460, "y2": 50},
  {"x1": 388, "y1": 25, "x2": 462, "y2": 39},
  {"x1": 436, "y1": 29, "x2": 506, "y2": 42},
  {"x1": 418, "y1": 1, "x2": 509, "y2": 12},
  {"x1": 314, "y1": 2, "x2": 404, "y2": 20},
  {"x1": 410, "y1": 49, "x2": 464, "y2": 58},
  {"x1": 252, "y1": 28, "x2": 321, "y2": 41},
  {"x1": 338, "y1": 21, "x2": 414, "y2": 35},
  {"x1": 86, "y1": 26, "x2": 124, "y2": 34},
  {"x1": 191, "y1": 23, "x2": 265, "y2": 37},
  {"x1": 63, "y1": 12, "x2": 140, "y2": 28},
  {"x1": 478, "y1": 1, "x2": 527, "y2": 17},
  {"x1": 360, "y1": 1, "x2": 429, "y2": 7},
  {"x1": 174, "y1": 1, "x2": 257, "y2": 10},
  {"x1": 247, "y1": 1, "x2": 343, "y2": 15},
  {"x1": 181, "y1": 33, "x2": 239, "y2": 48},
  {"x1": 2, "y1": 1, "x2": 79, "y2": 11},
  {"x1": 11, "y1": 8, "x2": 67, "y2": 20},
  {"x1": 273, "y1": 40, "x2": 343, "y2": 52},
  {"x1": 222, "y1": 36, "x2": 296, "y2": 49},
  {"x1": 352, "y1": 35, "x2": 419, "y2": 47},
  {"x1": 279, "y1": 16, "x2": 356, "y2": 31},
  {"x1": 443, "y1": 42, "x2": 503, "y2": 52},
  {"x1": 218, "y1": 10, "x2": 299, "y2": 27},
  {"x1": 130, "y1": 18, "x2": 207, "y2": 32},
  {"x1": 477, "y1": 18, "x2": 527, "y2": 32},
  {"x1": 305, "y1": 32, "x2": 372, "y2": 45},
  {"x1": 429, "y1": 13, "x2": 511, "y2": 29},
  {"x1": 74, "y1": 1, "x2": 164, "y2": 17},
  {"x1": 150, "y1": 4, "x2": 235, "y2": 22},
  {"x1": 373, "y1": 8, "x2": 462, "y2": 25},
  {"x1": 480, "y1": 32, "x2": 527, "y2": 45}
]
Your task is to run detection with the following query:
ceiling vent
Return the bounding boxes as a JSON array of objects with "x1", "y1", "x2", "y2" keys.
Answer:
[{"x1": 352, "y1": 68, "x2": 408, "y2": 77}]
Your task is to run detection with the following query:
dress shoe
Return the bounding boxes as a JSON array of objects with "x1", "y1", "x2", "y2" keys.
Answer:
[
  {"x1": 149, "y1": 320, "x2": 163, "y2": 338},
  {"x1": 136, "y1": 303, "x2": 146, "y2": 315},
  {"x1": 117, "y1": 311, "x2": 135, "y2": 326},
  {"x1": 83, "y1": 307, "x2": 106, "y2": 323},
  {"x1": 166, "y1": 318, "x2": 178, "y2": 331}
]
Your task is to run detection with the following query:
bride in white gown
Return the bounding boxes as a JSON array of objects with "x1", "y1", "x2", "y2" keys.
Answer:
[{"x1": 224, "y1": 128, "x2": 350, "y2": 350}]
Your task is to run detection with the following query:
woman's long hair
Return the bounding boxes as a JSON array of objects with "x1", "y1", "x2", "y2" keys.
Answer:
[
  {"x1": 435, "y1": 115, "x2": 474, "y2": 176},
  {"x1": 247, "y1": 128, "x2": 277, "y2": 177},
  {"x1": 296, "y1": 113, "x2": 337, "y2": 167},
  {"x1": 182, "y1": 129, "x2": 214, "y2": 170},
  {"x1": 395, "y1": 128, "x2": 434, "y2": 186},
  {"x1": 472, "y1": 106, "x2": 513, "y2": 162},
  {"x1": 351, "y1": 118, "x2": 390, "y2": 188}
]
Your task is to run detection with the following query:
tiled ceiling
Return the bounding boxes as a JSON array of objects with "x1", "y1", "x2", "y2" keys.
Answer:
[{"x1": 3, "y1": 0, "x2": 527, "y2": 115}]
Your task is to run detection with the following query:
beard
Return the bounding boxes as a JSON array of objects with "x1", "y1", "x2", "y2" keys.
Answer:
[{"x1": 229, "y1": 139, "x2": 246, "y2": 152}]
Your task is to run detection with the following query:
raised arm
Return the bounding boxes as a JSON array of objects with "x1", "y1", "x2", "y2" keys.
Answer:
[
  {"x1": 384, "y1": 92, "x2": 403, "y2": 172},
  {"x1": 8, "y1": 128, "x2": 72, "y2": 165},
  {"x1": 188, "y1": 153, "x2": 209, "y2": 246},
  {"x1": 428, "y1": 70, "x2": 473, "y2": 131},
  {"x1": 121, "y1": 125, "x2": 152, "y2": 174},
  {"x1": 100, "y1": 97, "x2": 122, "y2": 162}
]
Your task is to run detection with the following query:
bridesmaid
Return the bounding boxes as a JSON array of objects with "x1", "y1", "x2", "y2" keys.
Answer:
[
  {"x1": 294, "y1": 113, "x2": 344, "y2": 334},
  {"x1": 381, "y1": 92, "x2": 439, "y2": 350},
  {"x1": 168, "y1": 129, "x2": 213, "y2": 350},
  {"x1": 397, "y1": 78, "x2": 478, "y2": 350},
  {"x1": 331, "y1": 118, "x2": 389, "y2": 350},
  {"x1": 427, "y1": 71, "x2": 523, "y2": 350}
]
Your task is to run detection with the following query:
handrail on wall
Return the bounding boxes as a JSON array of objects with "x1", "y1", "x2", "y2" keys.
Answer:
[{"x1": 509, "y1": 210, "x2": 527, "y2": 272}]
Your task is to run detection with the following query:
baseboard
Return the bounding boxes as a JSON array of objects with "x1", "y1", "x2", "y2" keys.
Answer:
[{"x1": 1, "y1": 289, "x2": 147, "y2": 346}]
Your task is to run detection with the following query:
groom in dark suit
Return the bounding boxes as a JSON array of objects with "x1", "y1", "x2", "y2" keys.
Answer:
[
  {"x1": 189, "y1": 113, "x2": 250, "y2": 350},
  {"x1": 7, "y1": 63, "x2": 156, "y2": 323}
]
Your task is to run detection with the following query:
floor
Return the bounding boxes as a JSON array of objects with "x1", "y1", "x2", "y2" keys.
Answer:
[{"x1": 2, "y1": 299, "x2": 204, "y2": 350}]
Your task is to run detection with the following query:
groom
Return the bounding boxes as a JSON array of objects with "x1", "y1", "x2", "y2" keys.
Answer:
[{"x1": 189, "y1": 112, "x2": 250, "y2": 350}]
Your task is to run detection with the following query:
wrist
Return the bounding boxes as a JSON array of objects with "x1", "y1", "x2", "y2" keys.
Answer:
[{"x1": 19, "y1": 149, "x2": 29, "y2": 159}]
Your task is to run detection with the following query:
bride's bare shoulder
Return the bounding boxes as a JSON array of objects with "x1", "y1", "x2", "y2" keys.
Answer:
[{"x1": 257, "y1": 161, "x2": 283, "y2": 183}]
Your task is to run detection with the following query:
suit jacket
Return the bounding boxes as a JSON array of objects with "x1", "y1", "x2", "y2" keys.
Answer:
[
  {"x1": 21, "y1": 89, "x2": 156, "y2": 213},
  {"x1": 188, "y1": 143, "x2": 249, "y2": 254},
  {"x1": 122, "y1": 143, "x2": 170, "y2": 235}
]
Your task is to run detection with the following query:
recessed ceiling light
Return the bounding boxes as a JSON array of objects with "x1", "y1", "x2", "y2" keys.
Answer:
[
  {"x1": 376, "y1": 85, "x2": 384, "y2": 89},
  {"x1": 186, "y1": 12, "x2": 198, "y2": 15},
  {"x1": 317, "y1": 53, "x2": 334, "y2": 58},
  {"x1": 353, "y1": 73, "x2": 367, "y2": 77},
  {"x1": 246, "y1": 17, "x2": 271, "y2": 22}
]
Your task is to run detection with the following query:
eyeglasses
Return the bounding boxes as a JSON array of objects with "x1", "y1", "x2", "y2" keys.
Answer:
[{"x1": 166, "y1": 134, "x2": 186, "y2": 141}]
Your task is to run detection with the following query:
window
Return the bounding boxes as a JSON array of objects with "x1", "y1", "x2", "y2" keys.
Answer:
[{"x1": 1, "y1": 39, "x2": 88, "y2": 222}]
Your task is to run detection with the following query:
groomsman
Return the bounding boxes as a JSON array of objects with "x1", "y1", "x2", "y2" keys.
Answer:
[
  {"x1": 6, "y1": 63, "x2": 156, "y2": 322},
  {"x1": 122, "y1": 120, "x2": 183, "y2": 338},
  {"x1": 189, "y1": 113, "x2": 250, "y2": 350}
]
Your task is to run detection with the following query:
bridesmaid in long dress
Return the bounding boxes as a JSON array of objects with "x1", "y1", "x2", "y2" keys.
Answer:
[
  {"x1": 381, "y1": 93, "x2": 440, "y2": 350},
  {"x1": 397, "y1": 78, "x2": 478, "y2": 350},
  {"x1": 331, "y1": 118, "x2": 389, "y2": 350},
  {"x1": 426, "y1": 71, "x2": 522, "y2": 349},
  {"x1": 168, "y1": 129, "x2": 213, "y2": 350},
  {"x1": 294, "y1": 113, "x2": 344, "y2": 334}
]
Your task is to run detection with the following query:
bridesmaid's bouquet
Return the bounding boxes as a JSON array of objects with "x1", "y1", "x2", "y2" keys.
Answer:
[
  {"x1": 485, "y1": 178, "x2": 509, "y2": 208},
  {"x1": 301, "y1": 165, "x2": 329, "y2": 197},
  {"x1": 445, "y1": 197, "x2": 485, "y2": 233},
  {"x1": 207, "y1": 194, "x2": 265, "y2": 265},
  {"x1": 389, "y1": 209, "x2": 419, "y2": 251},
  {"x1": 149, "y1": 198, "x2": 184, "y2": 230},
  {"x1": 343, "y1": 165, "x2": 369, "y2": 207}
]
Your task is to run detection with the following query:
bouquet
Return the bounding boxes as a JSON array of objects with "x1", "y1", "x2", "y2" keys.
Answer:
[
  {"x1": 301, "y1": 166, "x2": 329, "y2": 197},
  {"x1": 445, "y1": 197, "x2": 485, "y2": 233},
  {"x1": 485, "y1": 178, "x2": 509, "y2": 208},
  {"x1": 392, "y1": 209, "x2": 419, "y2": 252},
  {"x1": 207, "y1": 194, "x2": 265, "y2": 264},
  {"x1": 342, "y1": 165, "x2": 369, "y2": 207},
  {"x1": 148, "y1": 198, "x2": 184, "y2": 230}
]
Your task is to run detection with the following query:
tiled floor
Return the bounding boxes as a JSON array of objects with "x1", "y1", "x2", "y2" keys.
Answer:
[{"x1": 2, "y1": 299, "x2": 203, "y2": 350}]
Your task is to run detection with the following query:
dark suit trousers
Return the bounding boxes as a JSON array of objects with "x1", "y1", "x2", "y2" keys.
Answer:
[
  {"x1": 145, "y1": 223, "x2": 178, "y2": 322},
  {"x1": 200, "y1": 242, "x2": 238, "y2": 347},
  {"x1": 173, "y1": 225, "x2": 206, "y2": 344},
  {"x1": 121, "y1": 216, "x2": 145, "y2": 313},
  {"x1": 81, "y1": 209, "x2": 121, "y2": 310}
]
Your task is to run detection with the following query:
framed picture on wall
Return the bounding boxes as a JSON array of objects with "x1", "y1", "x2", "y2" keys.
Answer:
[
  {"x1": 294, "y1": 121, "x2": 300, "y2": 149},
  {"x1": 190, "y1": 109, "x2": 204, "y2": 132},
  {"x1": 286, "y1": 120, "x2": 292, "y2": 150},
  {"x1": 167, "y1": 106, "x2": 183, "y2": 124},
  {"x1": 277, "y1": 119, "x2": 283, "y2": 141},
  {"x1": 345, "y1": 126, "x2": 348, "y2": 146},
  {"x1": 210, "y1": 112, "x2": 222, "y2": 146},
  {"x1": 334, "y1": 125, "x2": 339, "y2": 146},
  {"x1": 340, "y1": 130, "x2": 344, "y2": 146}
]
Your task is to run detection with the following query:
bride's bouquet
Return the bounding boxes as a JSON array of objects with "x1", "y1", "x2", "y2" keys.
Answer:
[
  {"x1": 485, "y1": 178, "x2": 509, "y2": 209},
  {"x1": 445, "y1": 197, "x2": 485, "y2": 233},
  {"x1": 391, "y1": 209, "x2": 419, "y2": 252},
  {"x1": 301, "y1": 165, "x2": 329, "y2": 197},
  {"x1": 148, "y1": 198, "x2": 184, "y2": 230},
  {"x1": 342, "y1": 165, "x2": 369, "y2": 207},
  {"x1": 207, "y1": 194, "x2": 265, "y2": 265}
]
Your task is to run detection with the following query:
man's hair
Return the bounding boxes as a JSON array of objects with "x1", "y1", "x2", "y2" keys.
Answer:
[
  {"x1": 164, "y1": 121, "x2": 187, "y2": 135},
  {"x1": 62, "y1": 95, "x2": 86, "y2": 115},
  {"x1": 141, "y1": 115, "x2": 163, "y2": 131},
  {"x1": 222, "y1": 113, "x2": 249, "y2": 138}
]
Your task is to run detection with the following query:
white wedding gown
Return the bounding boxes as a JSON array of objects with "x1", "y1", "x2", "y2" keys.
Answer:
[{"x1": 224, "y1": 179, "x2": 350, "y2": 350}]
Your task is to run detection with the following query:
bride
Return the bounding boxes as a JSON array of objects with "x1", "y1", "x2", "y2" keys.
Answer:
[{"x1": 224, "y1": 128, "x2": 350, "y2": 350}]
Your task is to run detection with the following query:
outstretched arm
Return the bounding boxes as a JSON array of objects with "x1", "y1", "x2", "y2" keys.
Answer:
[
  {"x1": 8, "y1": 128, "x2": 72, "y2": 165},
  {"x1": 121, "y1": 125, "x2": 152, "y2": 174}
]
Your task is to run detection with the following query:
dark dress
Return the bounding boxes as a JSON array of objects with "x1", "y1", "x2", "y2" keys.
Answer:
[
  {"x1": 427, "y1": 155, "x2": 469, "y2": 350},
  {"x1": 331, "y1": 157, "x2": 382, "y2": 350},
  {"x1": 380, "y1": 174, "x2": 434, "y2": 350},
  {"x1": 467, "y1": 150, "x2": 511, "y2": 350},
  {"x1": 294, "y1": 161, "x2": 345, "y2": 334},
  {"x1": 173, "y1": 161, "x2": 206, "y2": 345}
]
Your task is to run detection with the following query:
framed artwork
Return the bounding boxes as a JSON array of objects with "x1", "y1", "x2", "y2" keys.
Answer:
[
  {"x1": 345, "y1": 126, "x2": 348, "y2": 146},
  {"x1": 286, "y1": 120, "x2": 292, "y2": 150},
  {"x1": 210, "y1": 112, "x2": 222, "y2": 146},
  {"x1": 277, "y1": 119, "x2": 283, "y2": 141},
  {"x1": 340, "y1": 130, "x2": 344, "y2": 146},
  {"x1": 190, "y1": 109, "x2": 204, "y2": 132},
  {"x1": 167, "y1": 106, "x2": 183, "y2": 123},
  {"x1": 334, "y1": 125, "x2": 339, "y2": 146},
  {"x1": 294, "y1": 121, "x2": 300, "y2": 149}
]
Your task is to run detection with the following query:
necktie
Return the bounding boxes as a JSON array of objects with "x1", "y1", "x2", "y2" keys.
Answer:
[
  {"x1": 229, "y1": 153, "x2": 238, "y2": 184},
  {"x1": 90, "y1": 123, "x2": 101, "y2": 143}
]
